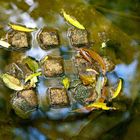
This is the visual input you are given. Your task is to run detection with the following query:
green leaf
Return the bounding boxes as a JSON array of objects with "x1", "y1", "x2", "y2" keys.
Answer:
[
  {"x1": 1, "y1": 74, "x2": 24, "y2": 91},
  {"x1": 27, "y1": 76, "x2": 38, "y2": 88},
  {"x1": 8, "y1": 23, "x2": 37, "y2": 32},
  {"x1": 62, "y1": 77, "x2": 70, "y2": 89},
  {"x1": 61, "y1": 9, "x2": 85, "y2": 30},
  {"x1": 25, "y1": 72, "x2": 42, "y2": 83},
  {"x1": 40, "y1": 56, "x2": 49, "y2": 64},
  {"x1": 23, "y1": 57, "x2": 39, "y2": 72}
]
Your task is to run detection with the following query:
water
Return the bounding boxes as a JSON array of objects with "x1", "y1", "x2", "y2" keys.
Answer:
[{"x1": 0, "y1": 0, "x2": 140, "y2": 139}]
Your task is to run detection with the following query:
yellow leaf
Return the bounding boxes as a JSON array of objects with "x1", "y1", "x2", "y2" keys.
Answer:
[
  {"x1": 79, "y1": 74, "x2": 96, "y2": 86},
  {"x1": 61, "y1": 9, "x2": 85, "y2": 30},
  {"x1": 25, "y1": 72, "x2": 41, "y2": 83},
  {"x1": 2, "y1": 74, "x2": 24, "y2": 91},
  {"x1": 87, "y1": 102, "x2": 116, "y2": 110},
  {"x1": 72, "y1": 102, "x2": 116, "y2": 113},
  {"x1": 86, "y1": 68, "x2": 99, "y2": 75},
  {"x1": 8, "y1": 23, "x2": 37, "y2": 32},
  {"x1": 40, "y1": 56, "x2": 49, "y2": 64},
  {"x1": 29, "y1": 76, "x2": 38, "y2": 88},
  {"x1": 0, "y1": 40, "x2": 10, "y2": 48},
  {"x1": 62, "y1": 77, "x2": 70, "y2": 89},
  {"x1": 111, "y1": 79, "x2": 122, "y2": 99}
]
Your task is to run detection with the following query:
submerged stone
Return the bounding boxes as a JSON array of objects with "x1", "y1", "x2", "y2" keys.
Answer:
[
  {"x1": 68, "y1": 27, "x2": 88, "y2": 47},
  {"x1": 37, "y1": 27, "x2": 59, "y2": 50},
  {"x1": 47, "y1": 87, "x2": 69, "y2": 108},
  {"x1": 6, "y1": 30, "x2": 31, "y2": 51},
  {"x1": 73, "y1": 84, "x2": 97, "y2": 105},
  {"x1": 5, "y1": 62, "x2": 33, "y2": 80},
  {"x1": 10, "y1": 89, "x2": 38, "y2": 118},
  {"x1": 41, "y1": 55, "x2": 64, "y2": 77}
]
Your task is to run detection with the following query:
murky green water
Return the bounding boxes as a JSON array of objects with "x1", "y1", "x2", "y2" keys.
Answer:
[{"x1": 0, "y1": 0, "x2": 140, "y2": 139}]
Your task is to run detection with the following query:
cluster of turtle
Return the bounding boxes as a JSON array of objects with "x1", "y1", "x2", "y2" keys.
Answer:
[{"x1": 0, "y1": 22, "x2": 121, "y2": 119}]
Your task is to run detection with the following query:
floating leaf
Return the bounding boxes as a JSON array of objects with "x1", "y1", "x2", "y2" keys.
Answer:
[
  {"x1": 79, "y1": 48, "x2": 92, "y2": 63},
  {"x1": 0, "y1": 40, "x2": 10, "y2": 48},
  {"x1": 40, "y1": 56, "x2": 49, "y2": 64},
  {"x1": 86, "y1": 68, "x2": 99, "y2": 75},
  {"x1": 61, "y1": 9, "x2": 85, "y2": 30},
  {"x1": 82, "y1": 48, "x2": 106, "y2": 74},
  {"x1": 24, "y1": 76, "x2": 38, "y2": 89},
  {"x1": 8, "y1": 23, "x2": 37, "y2": 32},
  {"x1": 28, "y1": 76, "x2": 38, "y2": 88},
  {"x1": 79, "y1": 75, "x2": 96, "y2": 86},
  {"x1": 87, "y1": 102, "x2": 116, "y2": 110},
  {"x1": 1, "y1": 74, "x2": 24, "y2": 91},
  {"x1": 111, "y1": 79, "x2": 122, "y2": 99},
  {"x1": 23, "y1": 57, "x2": 39, "y2": 72},
  {"x1": 73, "y1": 102, "x2": 116, "y2": 113},
  {"x1": 62, "y1": 77, "x2": 70, "y2": 89},
  {"x1": 25, "y1": 72, "x2": 42, "y2": 83}
]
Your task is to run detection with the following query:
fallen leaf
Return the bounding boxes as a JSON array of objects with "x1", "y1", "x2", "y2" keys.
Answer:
[
  {"x1": 40, "y1": 56, "x2": 49, "y2": 64},
  {"x1": 79, "y1": 74, "x2": 96, "y2": 86},
  {"x1": 0, "y1": 40, "x2": 11, "y2": 48},
  {"x1": 8, "y1": 23, "x2": 37, "y2": 32},
  {"x1": 86, "y1": 68, "x2": 99, "y2": 75},
  {"x1": 73, "y1": 102, "x2": 116, "y2": 113},
  {"x1": 111, "y1": 78, "x2": 122, "y2": 99},
  {"x1": 87, "y1": 102, "x2": 116, "y2": 110},
  {"x1": 62, "y1": 77, "x2": 70, "y2": 89},
  {"x1": 61, "y1": 9, "x2": 85, "y2": 30},
  {"x1": 1, "y1": 74, "x2": 24, "y2": 90},
  {"x1": 82, "y1": 48, "x2": 106, "y2": 74},
  {"x1": 25, "y1": 72, "x2": 42, "y2": 83},
  {"x1": 79, "y1": 48, "x2": 92, "y2": 63},
  {"x1": 28, "y1": 76, "x2": 38, "y2": 88},
  {"x1": 23, "y1": 57, "x2": 39, "y2": 72}
]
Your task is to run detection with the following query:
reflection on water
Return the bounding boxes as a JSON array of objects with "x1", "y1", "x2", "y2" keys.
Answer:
[{"x1": 0, "y1": 0, "x2": 140, "y2": 139}]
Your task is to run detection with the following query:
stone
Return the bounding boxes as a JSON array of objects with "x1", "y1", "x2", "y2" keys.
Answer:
[
  {"x1": 10, "y1": 89, "x2": 38, "y2": 118},
  {"x1": 73, "y1": 84, "x2": 97, "y2": 105},
  {"x1": 41, "y1": 55, "x2": 64, "y2": 77},
  {"x1": 48, "y1": 87, "x2": 69, "y2": 107},
  {"x1": 68, "y1": 27, "x2": 88, "y2": 47},
  {"x1": 37, "y1": 27, "x2": 59, "y2": 50},
  {"x1": 6, "y1": 30, "x2": 31, "y2": 51}
]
